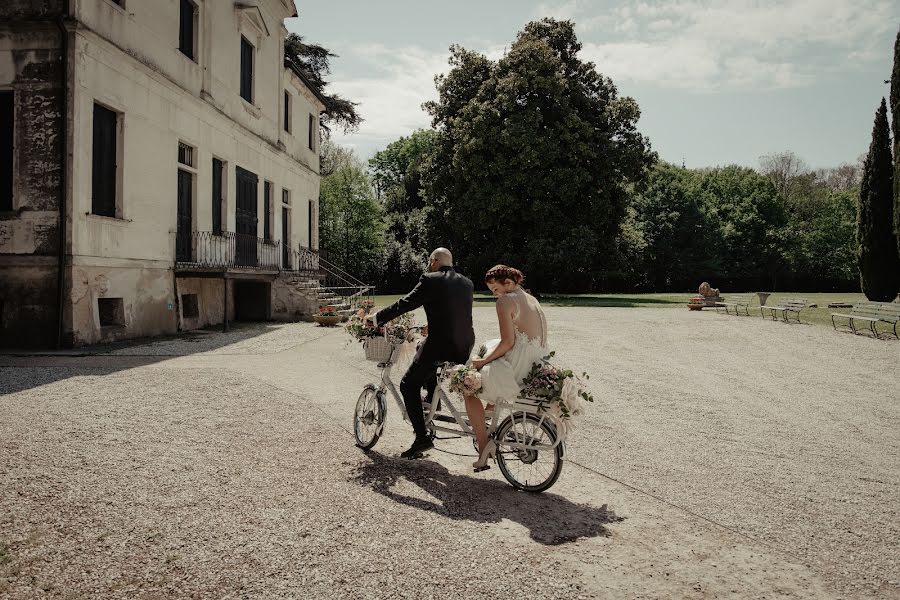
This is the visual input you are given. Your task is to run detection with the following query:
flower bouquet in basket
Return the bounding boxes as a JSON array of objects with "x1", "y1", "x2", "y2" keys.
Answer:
[
  {"x1": 519, "y1": 352, "x2": 594, "y2": 423},
  {"x1": 346, "y1": 309, "x2": 418, "y2": 362}
]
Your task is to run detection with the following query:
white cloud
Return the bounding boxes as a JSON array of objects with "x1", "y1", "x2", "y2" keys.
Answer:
[
  {"x1": 327, "y1": 0, "x2": 897, "y2": 154},
  {"x1": 326, "y1": 44, "x2": 449, "y2": 153},
  {"x1": 542, "y1": 0, "x2": 897, "y2": 90}
]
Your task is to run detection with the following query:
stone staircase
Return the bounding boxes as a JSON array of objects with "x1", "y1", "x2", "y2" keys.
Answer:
[
  {"x1": 284, "y1": 274, "x2": 364, "y2": 321},
  {"x1": 270, "y1": 247, "x2": 373, "y2": 322}
]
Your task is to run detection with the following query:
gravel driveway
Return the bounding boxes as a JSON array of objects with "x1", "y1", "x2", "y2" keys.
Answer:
[{"x1": 1, "y1": 307, "x2": 897, "y2": 599}]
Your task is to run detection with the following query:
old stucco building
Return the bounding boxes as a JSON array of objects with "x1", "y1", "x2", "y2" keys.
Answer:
[{"x1": 1, "y1": 0, "x2": 343, "y2": 348}]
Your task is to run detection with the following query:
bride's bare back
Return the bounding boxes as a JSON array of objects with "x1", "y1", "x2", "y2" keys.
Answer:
[{"x1": 507, "y1": 290, "x2": 548, "y2": 347}]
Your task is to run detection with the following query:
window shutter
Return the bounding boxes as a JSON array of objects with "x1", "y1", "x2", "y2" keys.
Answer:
[
  {"x1": 92, "y1": 104, "x2": 118, "y2": 217},
  {"x1": 179, "y1": 0, "x2": 195, "y2": 60},
  {"x1": 240, "y1": 37, "x2": 253, "y2": 102},
  {"x1": 212, "y1": 158, "x2": 223, "y2": 235},
  {"x1": 0, "y1": 91, "x2": 13, "y2": 212}
]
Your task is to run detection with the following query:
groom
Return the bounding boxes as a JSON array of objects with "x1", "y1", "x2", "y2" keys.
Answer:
[{"x1": 368, "y1": 248, "x2": 475, "y2": 458}]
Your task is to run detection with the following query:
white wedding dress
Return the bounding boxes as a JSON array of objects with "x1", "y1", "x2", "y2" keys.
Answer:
[{"x1": 478, "y1": 290, "x2": 549, "y2": 404}]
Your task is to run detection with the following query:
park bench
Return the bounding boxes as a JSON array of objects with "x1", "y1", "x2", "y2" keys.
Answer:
[
  {"x1": 715, "y1": 294, "x2": 756, "y2": 316},
  {"x1": 831, "y1": 301, "x2": 900, "y2": 339},
  {"x1": 760, "y1": 297, "x2": 816, "y2": 324}
]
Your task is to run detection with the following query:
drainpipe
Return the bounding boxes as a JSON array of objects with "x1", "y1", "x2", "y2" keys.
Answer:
[{"x1": 55, "y1": 0, "x2": 71, "y2": 349}]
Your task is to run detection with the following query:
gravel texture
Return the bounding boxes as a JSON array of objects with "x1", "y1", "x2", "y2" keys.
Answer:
[{"x1": 0, "y1": 307, "x2": 896, "y2": 598}]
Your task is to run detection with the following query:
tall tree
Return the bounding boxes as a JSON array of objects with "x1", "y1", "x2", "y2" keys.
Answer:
[
  {"x1": 629, "y1": 162, "x2": 713, "y2": 291},
  {"x1": 369, "y1": 130, "x2": 438, "y2": 291},
  {"x1": 759, "y1": 151, "x2": 809, "y2": 202},
  {"x1": 318, "y1": 147, "x2": 383, "y2": 278},
  {"x1": 423, "y1": 19, "x2": 655, "y2": 291},
  {"x1": 284, "y1": 34, "x2": 361, "y2": 136},
  {"x1": 891, "y1": 27, "x2": 900, "y2": 261},
  {"x1": 857, "y1": 99, "x2": 899, "y2": 301},
  {"x1": 696, "y1": 166, "x2": 787, "y2": 290}
]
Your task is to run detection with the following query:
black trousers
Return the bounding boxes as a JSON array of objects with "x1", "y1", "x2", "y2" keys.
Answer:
[{"x1": 399, "y1": 342, "x2": 470, "y2": 440}]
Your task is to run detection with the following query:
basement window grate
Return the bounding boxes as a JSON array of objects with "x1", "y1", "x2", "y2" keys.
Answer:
[
  {"x1": 178, "y1": 142, "x2": 194, "y2": 168},
  {"x1": 98, "y1": 297, "x2": 125, "y2": 327},
  {"x1": 181, "y1": 294, "x2": 199, "y2": 319}
]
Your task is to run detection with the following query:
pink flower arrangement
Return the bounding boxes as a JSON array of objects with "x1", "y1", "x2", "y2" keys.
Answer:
[
  {"x1": 445, "y1": 364, "x2": 483, "y2": 396},
  {"x1": 519, "y1": 352, "x2": 594, "y2": 420}
]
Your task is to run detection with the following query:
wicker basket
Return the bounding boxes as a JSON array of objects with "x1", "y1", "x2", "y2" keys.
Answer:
[{"x1": 363, "y1": 336, "x2": 394, "y2": 363}]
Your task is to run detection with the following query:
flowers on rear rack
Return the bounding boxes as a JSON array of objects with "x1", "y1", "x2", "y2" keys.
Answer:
[
  {"x1": 519, "y1": 352, "x2": 594, "y2": 422},
  {"x1": 445, "y1": 364, "x2": 483, "y2": 396}
]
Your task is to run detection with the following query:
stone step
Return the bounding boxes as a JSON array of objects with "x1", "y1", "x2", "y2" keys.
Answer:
[{"x1": 319, "y1": 301, "x2": 350, "y2": 310}]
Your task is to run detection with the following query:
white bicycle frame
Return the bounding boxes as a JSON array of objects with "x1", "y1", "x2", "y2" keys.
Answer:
[{"x1": 375, "y1": 339, "x2": 566, "y2": 453}]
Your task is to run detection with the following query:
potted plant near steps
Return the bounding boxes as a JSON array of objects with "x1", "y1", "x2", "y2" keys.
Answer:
[{"x1": 313, "y1": 306, "x2": 342, "y2": 327}]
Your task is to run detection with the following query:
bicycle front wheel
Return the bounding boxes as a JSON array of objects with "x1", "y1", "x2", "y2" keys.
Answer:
[
  {"x1": 495, "y1": 412, "x2": 563, "y2": 493},
  {"x1": 354, "y1": 385, "x2": 385, "y2": 449}
]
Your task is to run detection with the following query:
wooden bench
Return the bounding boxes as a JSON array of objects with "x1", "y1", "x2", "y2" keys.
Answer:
[
  {"x1": 831, "y1": 301, "x2": 900, "y2": 338},
  {"x1": 715, "y1": 294, "x2": 755, "y2": 316},
  {"x1": 760, "y1": 298, "x2": 816, "y2": 323}
]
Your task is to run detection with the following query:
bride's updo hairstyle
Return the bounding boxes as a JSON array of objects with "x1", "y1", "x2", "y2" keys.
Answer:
[{"x1": 484, "y1": 264, "x2": 524, "y2": 286}]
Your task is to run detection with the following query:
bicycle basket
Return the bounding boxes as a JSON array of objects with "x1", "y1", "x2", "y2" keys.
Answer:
[{"x1": 363, "y1": 336, "x2": 393, "y2": 362}]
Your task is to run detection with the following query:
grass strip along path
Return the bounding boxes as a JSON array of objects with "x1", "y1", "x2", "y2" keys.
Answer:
[{"x1": 368, "y1": 292, "x2": 870, "y2": 330}]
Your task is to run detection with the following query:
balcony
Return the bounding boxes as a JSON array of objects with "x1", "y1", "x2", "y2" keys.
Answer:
[{"x1": 175, "y1": 231, "x2": 319, "y2": 274}]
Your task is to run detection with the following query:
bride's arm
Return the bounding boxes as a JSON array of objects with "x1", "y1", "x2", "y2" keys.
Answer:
[{"x1": 472, "y1": 296, "x2": 516, "y2": 369}]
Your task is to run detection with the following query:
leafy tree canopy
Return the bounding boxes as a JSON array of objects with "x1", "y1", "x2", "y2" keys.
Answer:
[
  {"x1": 423, "y1": 18, "x2": 656, "y2": 291},
  {"x1": 285, "y1": 33, "x2": 361, "y2": 135}
]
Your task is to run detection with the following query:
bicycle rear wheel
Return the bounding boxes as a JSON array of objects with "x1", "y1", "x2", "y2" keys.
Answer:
[
  {"x1": 354, "y1": 385, "x2": 385, "y2": 449},
  {"x1": 495, "y1": 412, "x2": 563, "y2": 493}
]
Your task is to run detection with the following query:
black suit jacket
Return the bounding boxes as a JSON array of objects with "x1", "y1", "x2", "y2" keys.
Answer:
[{"x1": 376, "y1": 266, "x2": 475, "y2": 360}]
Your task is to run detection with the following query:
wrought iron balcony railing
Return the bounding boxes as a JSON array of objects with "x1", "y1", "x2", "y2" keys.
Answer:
[
  {"x1": 175, "y1": 231, "x2": 318, "y2": 273},
  {"x1": 175, "y1": 231, "x2": 373, "y2": 310}
]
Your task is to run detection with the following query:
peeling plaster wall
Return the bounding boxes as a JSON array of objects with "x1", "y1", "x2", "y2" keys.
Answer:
[
  {"x1": 0, "y1": 20, "x2": 64, "y2": 348},
  {"x1": 69, "y1": 264, "x2": 177, "y2": 346},
  {"x1": 0, "y1": 261, "x2": 59, "y2": 348},
  {"x1": 0, "y1": 2, "x2": 64, "y2": 20},
  {"x1": 271, "y1": 274, "x2": 318, "y2": 322},
  {"x1": 175, "y1": 276, "x2": 227, "y2": 331}
]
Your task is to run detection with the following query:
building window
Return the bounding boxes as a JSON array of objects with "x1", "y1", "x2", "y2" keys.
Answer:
[
  {"x1": 177, "y1": 141, "x2": 194, "y2": 168},
  {"x1": 263, "y1": 181, "x2": 272, "y2": 241},
  {"x1": 0, "y1": 91, "x2": 13, "y2": 212},
  {"x1": 284, "y1": 91, "x2": 291, "y2": 133},
  {"x1": 308, "y1": 113, "x2": 315, "y2": 150},
  {"x1": 181, "y1": 293, "x2": 199, "y2": 319},
  {"x1": 178, "y1": 0, "x2": 197, "y2": 61},
  {"x1": 281, "y1": 205, "x2": 291, "y2": 266},
  {"x1": 282, "y1": 188, "x2": 290, "y2": 206},
  {"x1": 212, "y1": 158, "x2": 224, "y2": 235},
  {"x1": 92, "y1": 103, "x2": 119, "y2": 218},
  {"x1": 98, "y1": 297, "x2": 125, "y2": 327},
  {"x1": 240, "y1": 36, "x2": 254, "y2": 103},
  {"x1": 176, "y1": 168, "x2": 194, "y2": 262},
  {"x1": 308, "y1": 200, "x2": 316, "y2": 249}
]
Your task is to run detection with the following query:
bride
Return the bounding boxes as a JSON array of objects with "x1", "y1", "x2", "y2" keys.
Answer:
[{"x1": 466, "y1": 265, "x2": 548, "y2": 472}]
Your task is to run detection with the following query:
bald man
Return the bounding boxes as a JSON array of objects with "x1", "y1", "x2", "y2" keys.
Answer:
[{"x1": 369, "y1": 248, "x2": 475, "y2": 458}]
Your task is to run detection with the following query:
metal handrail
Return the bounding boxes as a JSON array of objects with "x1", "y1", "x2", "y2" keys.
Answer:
[
  {"x1": 175, "y1": 231, "x2": 318, "y2": 273},
  {"x1": 174, "y1": 231, "x2": 374, "y2": 311}
]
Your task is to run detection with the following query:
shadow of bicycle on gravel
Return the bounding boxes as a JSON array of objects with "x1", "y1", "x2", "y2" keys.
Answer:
[{"x1": 350, "y1": 450, "x2": 624, "y2": 546}]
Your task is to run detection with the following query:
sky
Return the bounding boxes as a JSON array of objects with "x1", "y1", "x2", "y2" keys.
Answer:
[{"x1": 285, "y1": 0, "x2": 900, "y2": 170}]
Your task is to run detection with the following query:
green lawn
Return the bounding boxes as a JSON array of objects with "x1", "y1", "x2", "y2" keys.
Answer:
[{"x1": 371, "y1": 291, "x2": 870, "y2": 329}]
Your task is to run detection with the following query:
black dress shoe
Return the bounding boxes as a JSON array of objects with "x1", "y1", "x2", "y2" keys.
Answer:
[{"x1": 400, "y1": 437, "x2": 434, "y2": 459}]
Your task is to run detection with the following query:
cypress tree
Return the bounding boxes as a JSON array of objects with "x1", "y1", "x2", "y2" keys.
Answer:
[
  {"x1": 891, "y1": 27, "x2": 900, "y2": 267},
  {"x1": 857, "y1": 98, "x2": 899, "y2": 301}
]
